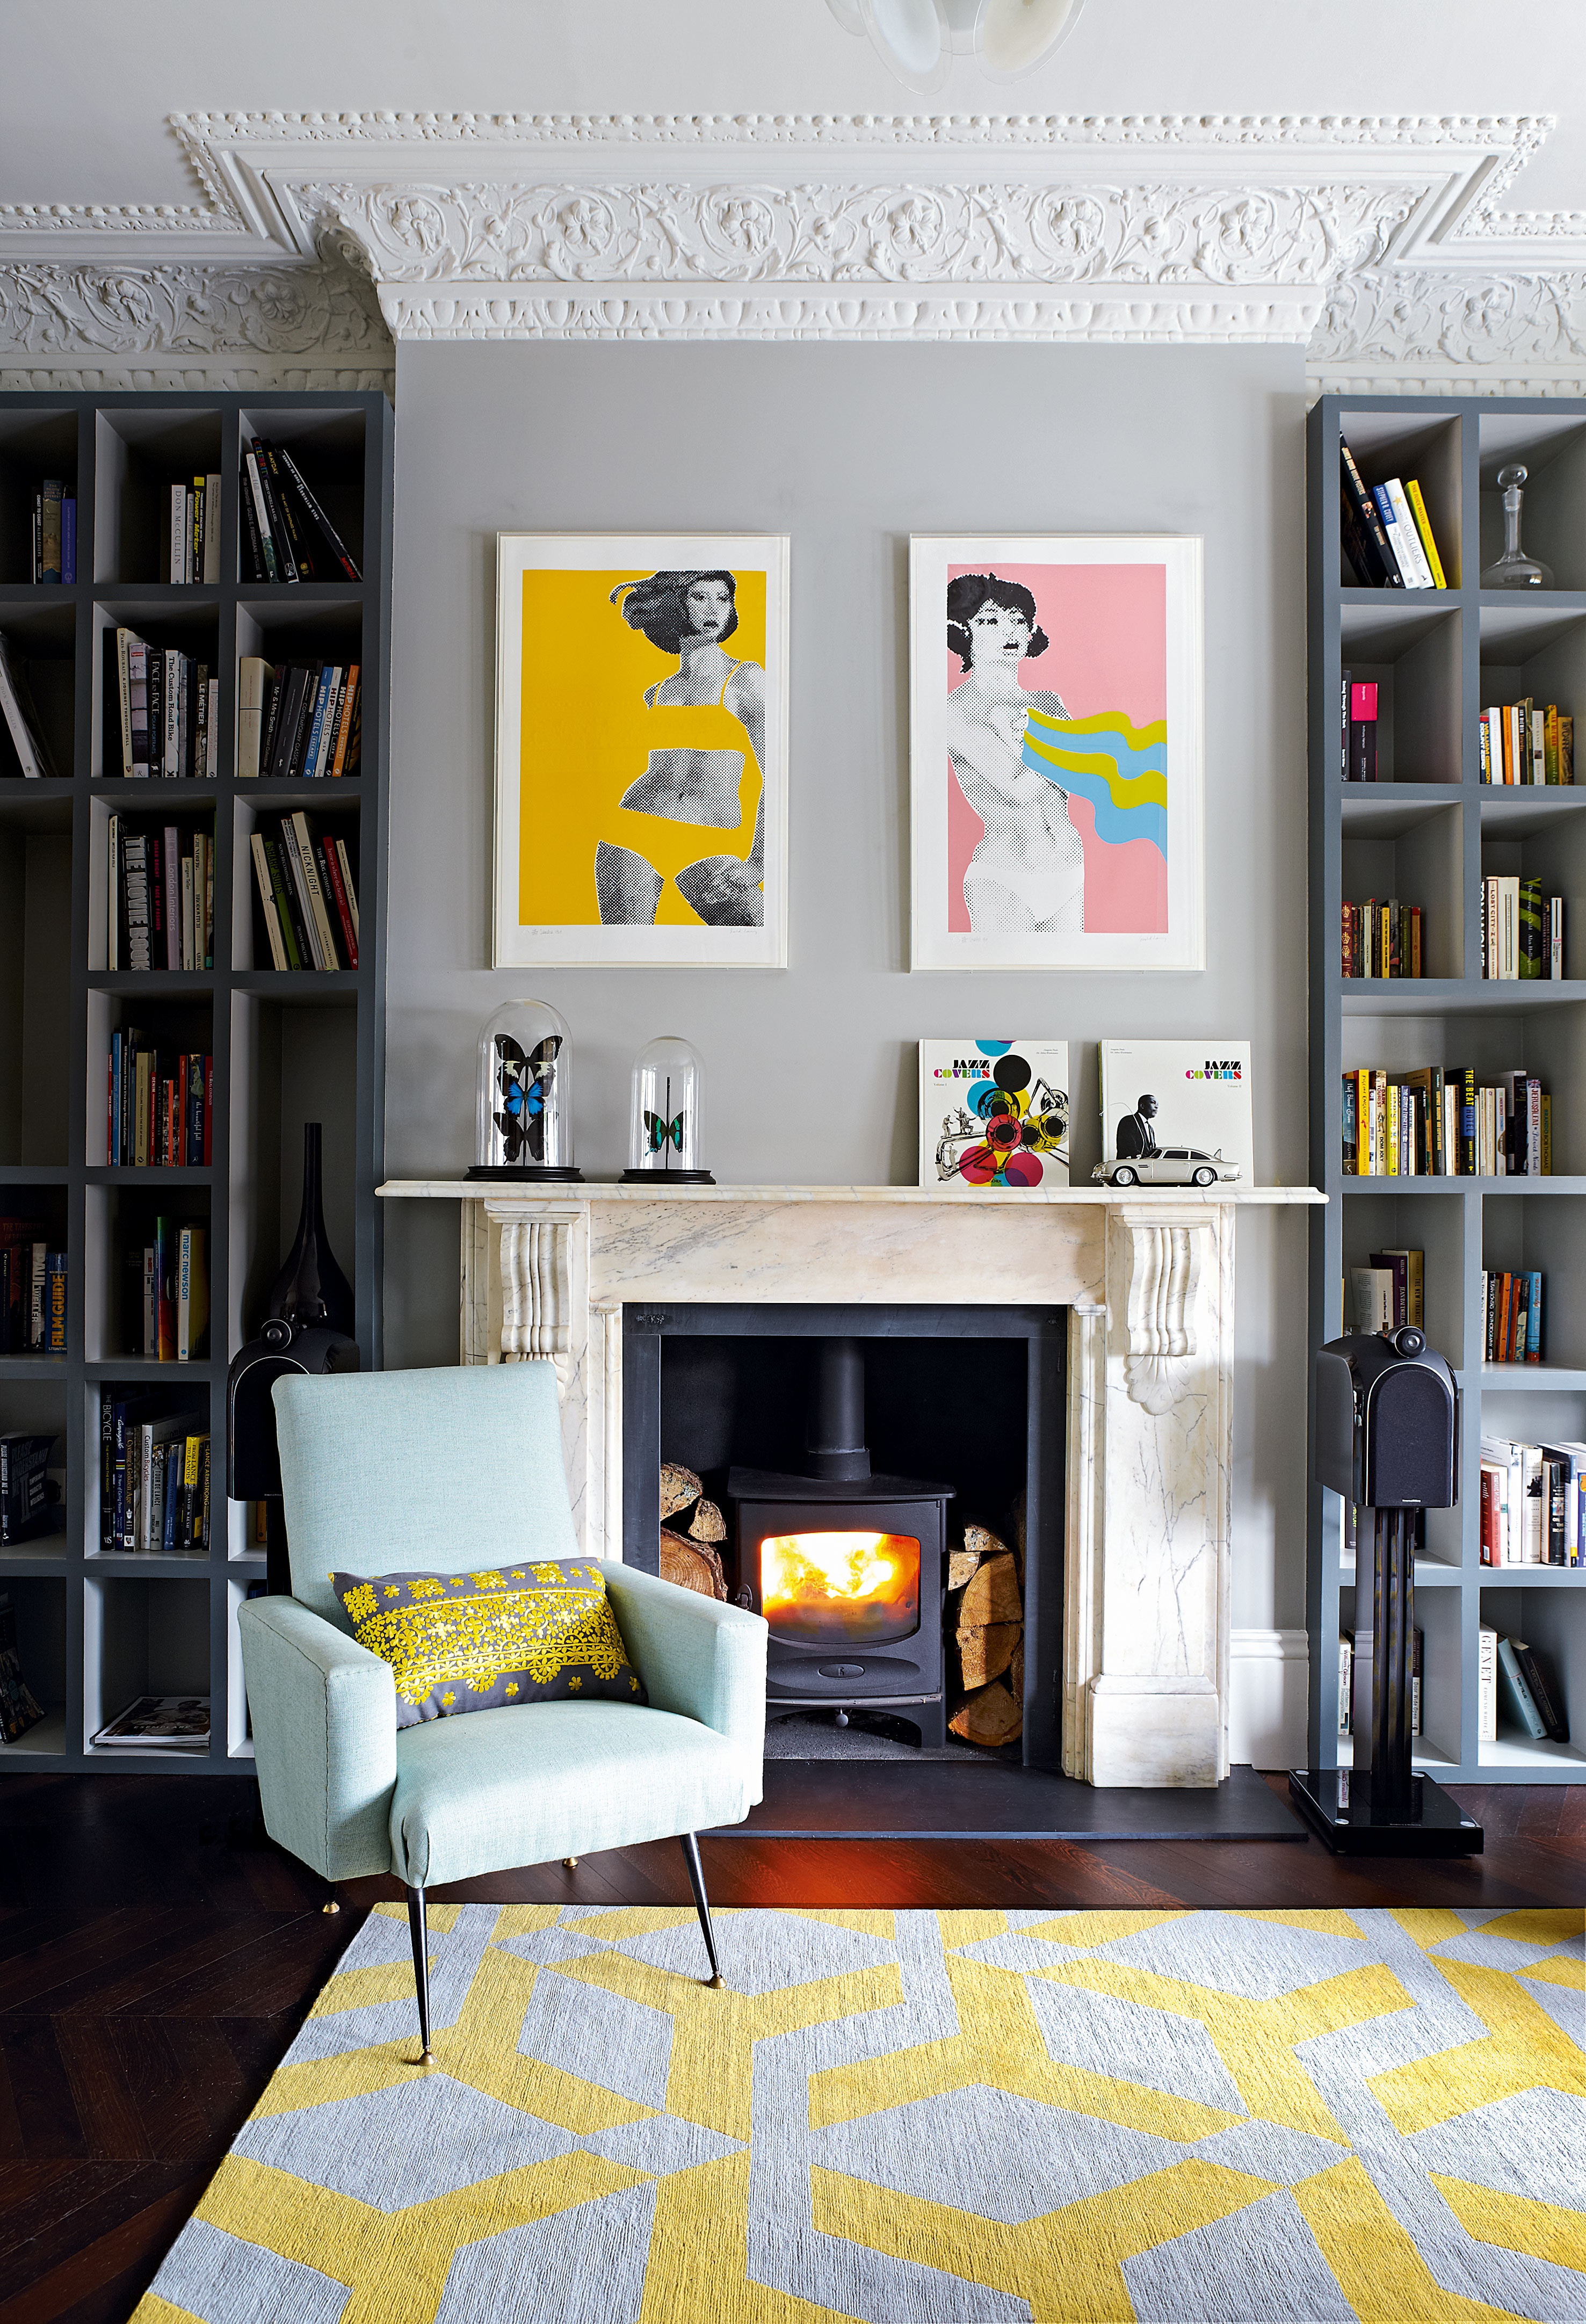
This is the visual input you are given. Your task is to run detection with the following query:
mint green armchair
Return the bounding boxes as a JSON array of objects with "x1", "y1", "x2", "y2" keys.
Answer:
[{"x1": 237, "y1": 1363, "x2": 766, "y2": 2060}]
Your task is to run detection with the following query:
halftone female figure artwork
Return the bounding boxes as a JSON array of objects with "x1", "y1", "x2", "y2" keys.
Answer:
[
  {"x1": 910, "y1": 535, "x2": 1204, "y2": 974},
  {"x1": 493, "y1": 534, "x2": 788, "y2": 969}
]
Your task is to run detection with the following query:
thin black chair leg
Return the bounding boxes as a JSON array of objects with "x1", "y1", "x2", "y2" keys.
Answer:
[
  {"x1": 678, "y1": 1833, "x2": 725, "y2": 1989},
  {"x1": 406, "y1": 1884, "x2": 434, "y2": 2062}
]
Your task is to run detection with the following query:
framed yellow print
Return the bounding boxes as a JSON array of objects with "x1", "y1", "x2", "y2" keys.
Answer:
[{"x1": 493, "y1": 533, "x2": 790, "y2": 967}]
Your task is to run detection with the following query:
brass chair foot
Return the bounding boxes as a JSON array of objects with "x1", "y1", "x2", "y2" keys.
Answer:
[
  {"x1": 562, "y1": 1857, "x2": 578, "y2": 1868},
  {"x1": 705, "y1": 1973, "x2": 725, "y2": 1989},
  {"x1": 323, "y1": 1900, "x2": 341, "y2": 1914},
  {"x1": 412, "y1": 2047, "x2": 434, "y2": 2066}
]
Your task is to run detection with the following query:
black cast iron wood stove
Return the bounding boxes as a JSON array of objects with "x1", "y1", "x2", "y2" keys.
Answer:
[{"x1": 729, "y1": 1338, "x2": 953, "y2": 1747}]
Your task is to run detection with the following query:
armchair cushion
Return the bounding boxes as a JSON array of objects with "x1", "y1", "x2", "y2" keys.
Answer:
[
  {"x1": 330, "y1": 1558, "x2": 648, "y2": 1727},
  {"x1": 389, "y1": 1699, "x2": 757, "y2": 1888}
]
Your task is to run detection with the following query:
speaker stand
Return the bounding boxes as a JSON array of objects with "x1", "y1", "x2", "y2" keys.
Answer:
[{"x1": 1290, "y1": 1508, "x2": 1483, "y2": 1858}]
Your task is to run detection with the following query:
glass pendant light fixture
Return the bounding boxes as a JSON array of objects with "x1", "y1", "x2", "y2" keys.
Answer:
[
  {"x1": 468, "y1": 998, "x2": 582, "y2": 1180},
  {"x1": 622, "y1": 1037, "x2": 714, "y2": 1185},
  {"x1": 825, "y1": 0, "x2": 1085, "y2": 92},
  {"x1": 1480, "y1": 464, "x2": 1554, "y2": 591}
]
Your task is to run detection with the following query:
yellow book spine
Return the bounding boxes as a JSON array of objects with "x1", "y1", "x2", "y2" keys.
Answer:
[{"x1": 1404, "y1": 479, "x2": 1448, "y2": 588}]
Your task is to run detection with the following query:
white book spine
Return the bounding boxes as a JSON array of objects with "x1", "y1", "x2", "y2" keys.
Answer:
[
  {"x1": 1479, "y1": 1626, "x2": 1498, "y2": 1742},
  {"x1": 169, "y1": 487, "x2": 185, "y2": 583},
  {"x1": 1533, "y1": 708, "x2": 1546, "y2": 785},
  {"x1": 291, "y1": 813, "x2": 341, "y2": 969},
  {"x1": 1384, "y1": 479, "x2": 1435, "y2": 588}
]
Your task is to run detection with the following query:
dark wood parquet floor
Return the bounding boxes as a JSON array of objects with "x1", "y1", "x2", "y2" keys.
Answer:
[{"x1": 2, "y1": 1771, "x2": 1582, "y2": 2324}]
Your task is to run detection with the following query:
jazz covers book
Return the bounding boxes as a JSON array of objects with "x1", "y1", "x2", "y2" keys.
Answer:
[
  {"x1": 1097, "y1": 1039, "x2": 1253, "y2": 1188},
  {"x1": 919, "y1": 1041, "x2": 1069, "y2": 1192}
]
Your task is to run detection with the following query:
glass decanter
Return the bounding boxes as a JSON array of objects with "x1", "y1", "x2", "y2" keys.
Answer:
[{"x1": 1481, "y1": 464, "x2": 1554, "y2": 590}]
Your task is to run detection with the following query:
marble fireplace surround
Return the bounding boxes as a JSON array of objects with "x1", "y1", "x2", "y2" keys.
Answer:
[{"x1": 379, "y1": 1183, "x2": 1322, "y2": 1787}]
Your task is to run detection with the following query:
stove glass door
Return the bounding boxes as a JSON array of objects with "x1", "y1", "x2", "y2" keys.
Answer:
[{"x1": 757, "y1": 1529, "x2": 921, "y2": 1646}]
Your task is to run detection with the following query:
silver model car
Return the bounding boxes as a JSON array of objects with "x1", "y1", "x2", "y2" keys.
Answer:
[{"x1": 1091, "y1": 1146, "x2": 1241, "y2": 1190}]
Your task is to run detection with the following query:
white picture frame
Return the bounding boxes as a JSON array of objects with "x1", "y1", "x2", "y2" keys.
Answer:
[
  {"x1": 909, "y1": 534, "x2": 1205, "y2": 973},
  {"x1": 493, "y1": 532, "x2": 790, "y2": 968}
]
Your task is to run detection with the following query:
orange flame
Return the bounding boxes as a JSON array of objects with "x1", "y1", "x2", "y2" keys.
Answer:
[{"x1": 759, "y1": 1531, "x2": 919, "y2": 1642}]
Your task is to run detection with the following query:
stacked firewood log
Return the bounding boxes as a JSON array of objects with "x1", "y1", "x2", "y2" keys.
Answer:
[
  {"x1": 945, "y1": 1513, "x2": 1024, "y2": 1746},
  {"x1": 658, "y1": 1461, "x2": 730, "y2": 1601}
]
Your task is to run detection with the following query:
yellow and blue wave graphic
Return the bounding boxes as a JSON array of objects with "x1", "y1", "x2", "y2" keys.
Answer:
[{"x1": 1022, "y1": 708, "x2": 1167, "y2": 857}]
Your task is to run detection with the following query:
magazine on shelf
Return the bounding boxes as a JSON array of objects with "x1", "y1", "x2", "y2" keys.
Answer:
[
  {"x1": 0, "y1": 1592, "x2": 46, "y2": 1745},
  {"x1": 90, "y1": 1693, "x2": 210, "y2": 1748}
]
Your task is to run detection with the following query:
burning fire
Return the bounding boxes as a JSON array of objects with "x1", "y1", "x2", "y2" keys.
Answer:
[{"x1": 759, "y1": 1531, "x2": 919, "y2": 1643}]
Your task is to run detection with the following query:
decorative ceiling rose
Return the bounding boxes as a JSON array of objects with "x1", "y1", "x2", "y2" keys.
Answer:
[{"x1": 823, "y1": 0, "x2": 1086, "y2": 95}]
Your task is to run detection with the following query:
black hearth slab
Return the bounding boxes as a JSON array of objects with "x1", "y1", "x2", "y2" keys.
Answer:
[{"x1": 707, "y1": 1761, "x2": 1306, "y2": 1842}]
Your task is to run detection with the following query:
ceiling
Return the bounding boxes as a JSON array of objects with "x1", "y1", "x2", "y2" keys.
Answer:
[{"x1": 3, "y1": 2, "x2": 1585, "y2": 390}]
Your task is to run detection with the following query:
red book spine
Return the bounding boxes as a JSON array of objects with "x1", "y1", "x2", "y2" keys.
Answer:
[{"x1": 318, "y1": 837, "x2": 359, "y2": 969}]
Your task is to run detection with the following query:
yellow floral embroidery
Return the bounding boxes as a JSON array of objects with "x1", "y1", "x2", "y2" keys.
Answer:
[
  {"x1": 440, "y1": 1691, "x2": 456, "y2": 1707},
  {"x1": 568, "y1": 1675, "x2": 582, "y2": 1689},
  {"x1": 409, "y1": 1576, "x2": 446, "y2": 1599},
  {"x1": 342, "y1": 1583, "x2": 376, "y2": 1624},
  {"x1": 383, "y1": 1584, "x2": 400, "y2": 1597},
  {"x1": 337, "y1": 1561, "x2": 642, "y2": 1717},
  {"x1": 505, "y1": 1682, "x2": 519, "y2": 1696}
]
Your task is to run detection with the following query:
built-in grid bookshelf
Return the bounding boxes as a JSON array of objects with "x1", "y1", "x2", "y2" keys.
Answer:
[
  {"x1": 0, "y1": 390, "x2": 390, "y2": 1772},
  {"x1": 1308, "y1": 393, "x2": 1586, "y2": 1784}
]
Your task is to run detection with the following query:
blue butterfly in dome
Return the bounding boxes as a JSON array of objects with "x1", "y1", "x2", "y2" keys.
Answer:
[
  {"x1": 645, "y1": 1109, "x2": 685, "y2": 1155},
  {"x1": 494, "y1": 1033, "x2": 560, "y2": 1164}
]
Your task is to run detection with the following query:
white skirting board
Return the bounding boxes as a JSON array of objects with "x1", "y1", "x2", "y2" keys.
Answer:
[{"x1": 1229, "y1": 1628, "x2": 1309, "y2": 1771}]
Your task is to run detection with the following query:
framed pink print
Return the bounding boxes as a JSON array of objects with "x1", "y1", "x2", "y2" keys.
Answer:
[{"x1": 909, "y1": 535, "x2": 1204, "y2": 972}]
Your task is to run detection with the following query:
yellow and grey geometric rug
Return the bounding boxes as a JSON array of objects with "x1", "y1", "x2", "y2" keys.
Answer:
[{"x1": 134, "y1": 1906, "x2": 1584, "y2": 2323}]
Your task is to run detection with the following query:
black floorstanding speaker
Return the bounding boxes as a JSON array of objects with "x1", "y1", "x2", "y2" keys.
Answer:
[{"x1": 1290, "y1": 1326, "x2": 1483, "y2": 1858}]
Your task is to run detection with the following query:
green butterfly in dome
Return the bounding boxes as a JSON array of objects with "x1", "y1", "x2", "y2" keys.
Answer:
[{"x1": 646, "y1": 1109, "x2": 686, "y2": 1154}]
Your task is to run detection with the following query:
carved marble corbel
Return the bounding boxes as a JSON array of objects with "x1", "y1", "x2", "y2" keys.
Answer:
[
  {"x1": 1121, "y1": 1218, "x2": 1207, "y2": 1414},
  {"x1": 495, "y1": 1211, "x2": 574, "y2": 1359}
]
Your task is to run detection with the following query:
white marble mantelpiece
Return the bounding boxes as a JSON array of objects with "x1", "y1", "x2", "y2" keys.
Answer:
[{"x1": 380, "y1": 1181, "x2": 1322, "y2": 1787}]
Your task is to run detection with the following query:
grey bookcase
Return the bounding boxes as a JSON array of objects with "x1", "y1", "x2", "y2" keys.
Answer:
[
  {"x1": 0, "y1": 388, "x2": 390, "y2": 1773},
  {"x1": 1308, "y1": 392, "x2": 1586, "y2": 1784}
]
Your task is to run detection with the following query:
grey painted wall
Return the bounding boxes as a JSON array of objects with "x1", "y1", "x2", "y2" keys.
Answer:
[{"x1": 384, "y1": 338, "x2": 1309, "y2": 1628}]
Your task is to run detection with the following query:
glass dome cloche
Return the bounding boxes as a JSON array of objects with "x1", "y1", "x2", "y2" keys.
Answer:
[
  {"x1": 622, "y1": 1036, "x2": 714, "y2": 1185},
  {"x1": 468, "y1": 998, "x2": 583, "y2": 1181}
]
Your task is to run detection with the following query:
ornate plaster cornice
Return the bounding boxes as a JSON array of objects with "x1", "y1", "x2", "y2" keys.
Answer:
[
  {"x1": 1307, "y1": 264, "x2": 1586, "y2": 399},
  {"x1": 2, "y1": 110, "x2": 1586, "y2": 373}
]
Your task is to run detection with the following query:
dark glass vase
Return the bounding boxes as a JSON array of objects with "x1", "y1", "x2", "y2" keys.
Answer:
[{"x1": 268, "y1": 1122, "x2": 354, "y2": 1336}]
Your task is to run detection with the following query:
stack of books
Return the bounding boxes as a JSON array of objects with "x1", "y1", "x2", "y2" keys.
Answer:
[
  {"x1": 1478, "y1": 1627, "x2": 1569, "y2": 1741},
  {"x1": 1481, "y1": 876, "x2": 1564, "y2": 980},
  {"x1": 1480, "y1": 1440, "x2": 1583, "y2": 1566},
  {"x1": 1340, "y1": 438, "x2": 1449, "y2": 590},
  {"x1": 1483, "y1": 1270, "x2": 1543, "y2": 1364},
  {"x1": 106, "y1": 628, "x2": 218, "y2": 780},
  {"x1": 1342, "y1": 899, "x2": 1423, "y2": 978},
  {"x1": 1349, "y1": 1248, "x2": 1423, "y2": 1334},
  {"x1": 250, "y1": 813, "x2": 359, "y2": 972},
  {"x1": 240, "y1": 438, "x2": 361, "y2": 585},
  {"x1": 1480, "y1": 701, "x2": 1573, "y2": 786},
  {"x1": 0, "y1": 1221, "x2": 66, "y2": 1356},
  {"x1": 90, "y1": 1696, "x2": 209, "y2": 1749},
  {"x1": 163, "y1": 477, "x2": 221, "y2": 584},
  {"x1": 106, "y1": 817, "x2": 214, "y2": 971},
  {"x1": 30, "y1": 478, "x2": 76, "y2": 584},
  {"x1": 106, "y1": 1033, "x2": 212, "y2": 1168},
  {"x1": 121, "y1": 1218, "x2": 207, "y2": 1362},
  {"x1": 99, "y1": 1392, "x2": 210, "y2": 1552},
  {"x1": 1343, "y1": 1066, "x2": 1551, "y2": 1176},
  {"x1": 237, "y1": 658, "x2": 360, "y2": 780}
]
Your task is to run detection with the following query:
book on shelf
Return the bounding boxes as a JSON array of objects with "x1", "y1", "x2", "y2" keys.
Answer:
[
  {"x1": 30, "y1": 478, "x2": 77, "y2": 585},
  {"x1": 1339, "y1": 438, "x2": 1402, "y2": 589},
  {"x1": 1480, "y1": 1434, "x2": 1583, "y2": 1566},
  {"x1": 91, "y1": 1695, "x2": 209, "y2": 1749},
  {"x1": 1502, "y1": 1637, "x2": 1569, "y2": 1741},
  {"x1": 1341, "y1": 898, "x2": 1422, "y2": 977},
  {"x1": 1371, "y1": 480, "x2": 1437, "y2": 590},
  {"x1": 1480, "y1": 701, "x2": 1573, "y2": 786},
  {"x1": 0, "y1": 1593, "x2": 45, "y2": 1746},
  {"x1": 1404, "y1": 480, "x2": 1449, "y2": 588},
  {"x1": 1350, "y1": 1247, "x2": 1423, "y2": 1336},
  {"x1": 100, "y1": 1388, "x2": 206, "y2": 1552},
  {"x1": 1478, "y1": 1625, "x2": 1498, "y2": 1743},
  {"x1": 249, "y1": 814, "x2": 359, "y2": 972},
  {"x1": 1343, "y1": 679, "x2": 1379, "y2": 782},
  {"x1": 239, "y1": 437, "x2": 361, "y2": 585},
  {"x1": 164, "y1": 476, "x2": 221, "y2": 584},
  {"x1": 0, "y1": 631, "x2": 60, "y2": 779},
  {"x1": 1343, "y1": 1065, "x2": 1550, "y2": 1177},
  {"x1": 1495, "y1": 1635, "x2": 1548, "y2": 1740},
  {"x1": 1482, "y1": 1270, "x2": 1544, "y2": 1363},
  {"x1": 0, "y1": 1217, "x2": 46, "y2": 1351},
  {"x1": 107, "y1": 815, "x2": 215, "y2": 972},
  {"x1": 106, "y1": 1032, "x2": 212, "y2": 1168},
  {"x1": 1347, "y1": 1627, "x2": 1423, "y2": 1739},
  {"x1": 1337, "y1": 1631, "x2": 1352, "y2": 1734},
  {"x1": 238, "y1": 659, "x2": 361, "y2": 781},
  {"x1": 1, "y1": 1433, "x2": 60, "y2": 1545},
  {"x1": 120, "y1": 1215, "x2": 206, "y2": 1360},
  {"x1": 1482, "y1": 878, "x2": 1563, "y2": 981},
  {"x1": 105, "y1": 627, "x2": 219, "y2": 779}
]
